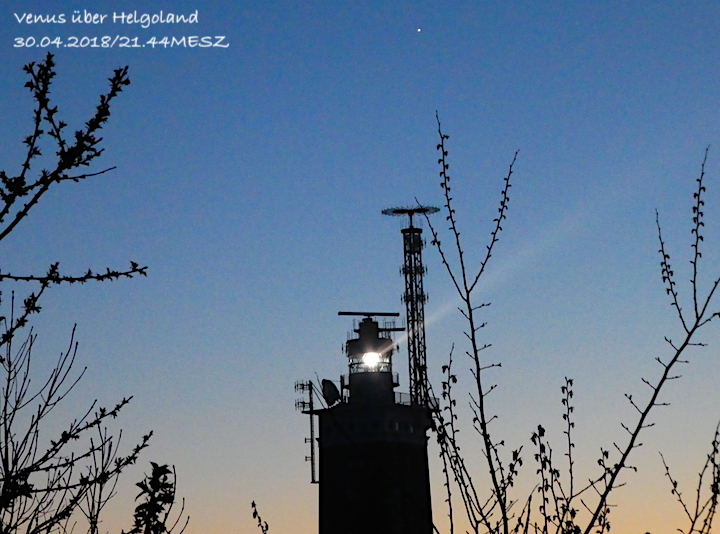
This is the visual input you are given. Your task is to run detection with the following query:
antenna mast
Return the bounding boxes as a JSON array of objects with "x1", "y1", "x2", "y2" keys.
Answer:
[
  {"x1": 382, "y1": 206, "x2": 439, "y2": 406},
  {"x1": 294, "y1": 380, "x2": 317, "y2": 483}
]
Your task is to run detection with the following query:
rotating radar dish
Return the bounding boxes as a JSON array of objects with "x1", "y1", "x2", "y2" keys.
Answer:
[
  {"x1": 382, "y1": 206, "x2": 439, "y2": 228},
  {"x1": 381, "y1": 206, "x2": 440, "y2": 217}
]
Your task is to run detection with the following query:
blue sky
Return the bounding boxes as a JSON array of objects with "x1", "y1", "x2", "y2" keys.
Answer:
[{"x1": 1, "y1": 1, "x2": 720, "y2": 532}]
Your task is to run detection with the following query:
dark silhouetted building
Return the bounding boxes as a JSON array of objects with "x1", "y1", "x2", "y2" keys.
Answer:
[{"x1": 316, "y1": 315, "x2": 433, "y2": 534}]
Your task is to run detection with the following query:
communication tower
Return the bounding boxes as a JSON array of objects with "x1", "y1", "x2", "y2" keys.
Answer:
[
  {"x1": 295, "y1": 207, "x2": 439, "y2": 533},
  {"x1": 382, "y1": 206, "x2": 439, "y2": 405}
]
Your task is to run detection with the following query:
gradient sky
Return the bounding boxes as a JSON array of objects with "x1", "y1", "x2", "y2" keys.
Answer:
[{"x1": 1, "y1": 1, "x2": 720, "y2": 533}]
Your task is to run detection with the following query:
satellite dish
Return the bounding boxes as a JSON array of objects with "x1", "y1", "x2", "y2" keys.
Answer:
[{"x1": 322, "y1": 379, "x2": 341, "y2": 407}]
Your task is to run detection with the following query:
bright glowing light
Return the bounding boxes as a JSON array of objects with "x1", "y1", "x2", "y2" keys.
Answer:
[{"x1": 362, "y1": 352, "x2": 381, "y2": 367}]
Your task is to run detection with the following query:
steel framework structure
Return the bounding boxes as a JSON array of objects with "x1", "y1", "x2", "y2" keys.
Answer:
[{"x1": 382, "y1": 206, "x2": 438, "y2": 406}]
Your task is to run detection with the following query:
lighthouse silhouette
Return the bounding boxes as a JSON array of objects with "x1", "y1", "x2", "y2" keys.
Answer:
[
  {"x1": 297, "y1": 206, "x2": 439, "y2": 534},
  {"x1": 316, "y1": 312, "x2": 433, "y2": 534}
]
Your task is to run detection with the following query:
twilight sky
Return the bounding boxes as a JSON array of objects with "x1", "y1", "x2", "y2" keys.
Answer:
[{"x1": 1, "y1": 1, "x2": 720, "y2": 533}]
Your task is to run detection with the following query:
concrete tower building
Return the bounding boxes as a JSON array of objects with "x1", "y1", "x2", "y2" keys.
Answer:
[
  {"x1": 296, "y1": 207, "x2": 438, "y2": 533},
  {"x1": 315, "y1": 313, "x2": 433, "y2": 534}
]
